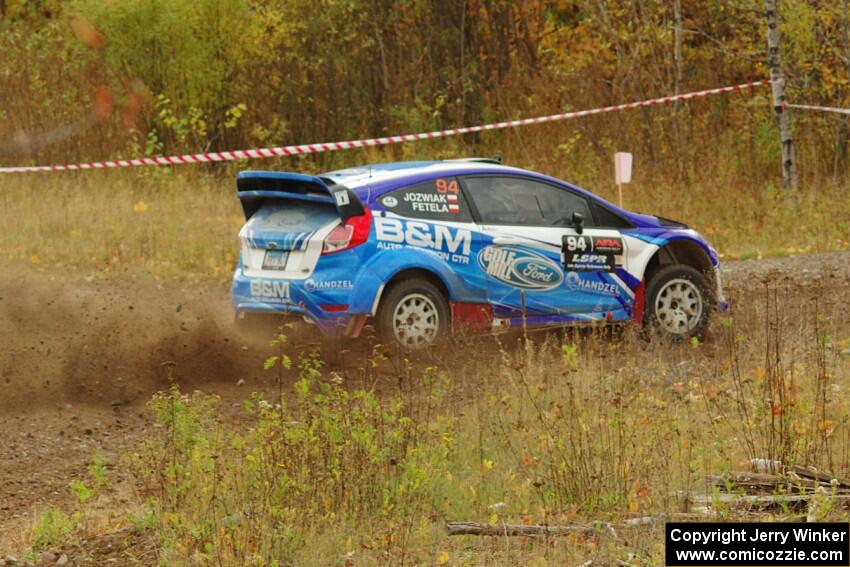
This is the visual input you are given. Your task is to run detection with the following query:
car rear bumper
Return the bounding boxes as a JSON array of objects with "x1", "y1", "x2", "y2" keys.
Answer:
[{"x1": 231, "y1": 269, "x2": 356, "y2": 335}]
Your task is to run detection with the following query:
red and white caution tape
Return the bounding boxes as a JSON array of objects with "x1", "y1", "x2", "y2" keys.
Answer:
[
  {"x1": 0, "y1": 79, "x2": 774, "y2": 174},
  {"x1": 786, "y1": 103, "x2": 850, "y2": 116}
]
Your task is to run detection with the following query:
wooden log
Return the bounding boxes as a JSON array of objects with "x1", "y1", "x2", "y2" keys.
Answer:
[
  {"x1": 686, "y1": 493, "x2": 850, "y2": 509},
  {"x1": 791, "y1": 465, "x2": 850, "y2": 488},
  {"x1": 706, "y1": 472, "x2": 845, "y2": 493}
]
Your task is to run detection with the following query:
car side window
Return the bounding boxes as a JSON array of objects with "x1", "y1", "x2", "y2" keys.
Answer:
[
  {"x1": 378, "y1": 177, "x2": 472, "y2": 222},
  {"x1": 462, "y1": 176, "x2": 593, "y2": 227}
]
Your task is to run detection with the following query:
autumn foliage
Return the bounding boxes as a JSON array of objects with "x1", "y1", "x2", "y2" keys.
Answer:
[{"x1": 0, "y1": 0, "x2": 848, "y2": 184}]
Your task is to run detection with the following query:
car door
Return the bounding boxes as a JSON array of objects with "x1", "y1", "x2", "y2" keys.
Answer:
[
  {"x1": 373, "y1": 175, "x2": 491, "y2": 301},
  {"x1": 460, "y1": 174, "x2": 633, "y2": 326}
]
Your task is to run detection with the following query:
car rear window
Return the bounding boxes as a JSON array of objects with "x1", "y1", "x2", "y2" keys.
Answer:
[
  {"x1": 378, "y1": 177, "x2": 472, "y2": 222},
  {"x1": 245, "y1": 199, "x2": 339, "y2": 233}
]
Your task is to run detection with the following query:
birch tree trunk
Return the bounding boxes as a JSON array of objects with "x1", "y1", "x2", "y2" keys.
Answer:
[
  {"x1": 765, "y1": 0, "x2": 798, "y2": 198},
  {"x1": 673, "y1": 0, "x2": 682, "y2": 100},
  {"x1": 834, "y1": 0, "x2": 850, "y2": 176},
  {"x1": 673, "y1": 0, "x2": 684, "y2": 179}
]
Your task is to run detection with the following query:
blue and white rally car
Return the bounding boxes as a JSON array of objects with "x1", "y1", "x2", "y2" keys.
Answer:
[{"x1": 232, "y1": 158, "x2": 724, "y2": 349}]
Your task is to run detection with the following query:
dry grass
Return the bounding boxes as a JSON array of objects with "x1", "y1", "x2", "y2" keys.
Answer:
[
  {"x1": 0, "y1": 170, "x2": 242, "y2": 281},
  {"x1": 14, "y1": 281, "x2": 841, "y2": 565},
  {"x1": 152, "y1": 294, "x2": 850, "y2": 564}
]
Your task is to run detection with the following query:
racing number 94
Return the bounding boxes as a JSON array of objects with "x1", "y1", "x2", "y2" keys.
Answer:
[
  {"x1": 435, "y1": 178, "x2": 460, "y2": 194},
  {"x1": 563, "y1": 235, "x2": 591, "y2": 252}
]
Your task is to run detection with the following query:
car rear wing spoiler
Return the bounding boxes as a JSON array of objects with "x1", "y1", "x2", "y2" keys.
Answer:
[{"x1": 236, "y1": 170, "x2": 364, "y2": 222}]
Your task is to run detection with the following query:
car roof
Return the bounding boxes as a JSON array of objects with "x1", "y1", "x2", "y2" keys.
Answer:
[
  {"x1": 244, "y1": 160, "x2": 663, "y2": 229},
  {"x1": 318, "y1": 159, "x2": 647, "y2": 222},
  {"x1": 320, "y1": 160, "x2": 529, "y2": 196}
]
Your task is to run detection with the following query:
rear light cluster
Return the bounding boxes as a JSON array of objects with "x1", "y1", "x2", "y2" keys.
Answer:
[{"x1": 322, "y1": 208, "x2": 372, "y2": 255}]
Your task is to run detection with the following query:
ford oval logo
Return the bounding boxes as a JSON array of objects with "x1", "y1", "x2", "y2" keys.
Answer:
[{"x1": 477, "y1": 245, "x2": 564, "y2": 290}]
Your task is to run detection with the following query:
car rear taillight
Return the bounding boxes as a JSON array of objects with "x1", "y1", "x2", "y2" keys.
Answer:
[{"x1": 322, "y1": 208, "x2": 372, "y2": 255}]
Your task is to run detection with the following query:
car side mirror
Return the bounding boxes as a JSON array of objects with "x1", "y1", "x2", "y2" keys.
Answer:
[{"x1": 571, "y1": 212, "x2": 584, "y2": 235}]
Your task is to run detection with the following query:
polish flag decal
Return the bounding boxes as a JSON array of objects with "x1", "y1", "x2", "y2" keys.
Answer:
[{"x1": 447, "y1": 194, "x2": 460, "y2": 213}]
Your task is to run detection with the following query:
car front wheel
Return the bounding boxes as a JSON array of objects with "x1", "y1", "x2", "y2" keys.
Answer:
[
  {"x1": 377, "y1": 278, "x2": 449, "y2": 350},
  {"x1": 645, "y1": 264, "x2": 713, "y2": 339}
]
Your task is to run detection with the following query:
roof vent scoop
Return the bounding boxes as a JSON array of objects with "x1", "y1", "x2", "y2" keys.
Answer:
[{"x1": 446, "y1": 156, "x2": 503, "y2": 164}]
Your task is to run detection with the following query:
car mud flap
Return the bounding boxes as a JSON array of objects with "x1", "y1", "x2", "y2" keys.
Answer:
[
  {"x1": 451, "y1": 302, "x2": 494, "y2": 334},
  {"x1": 631, "y1": 280, "x2": 645, "y2": 326},
  {"x1": 344, "y1": 314, "x2": 369, "y2": 338}
]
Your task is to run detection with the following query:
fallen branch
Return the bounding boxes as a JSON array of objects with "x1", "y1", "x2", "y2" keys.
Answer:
[
  {"x1": 445, "y1": 516, "x2": 662, "y2": 537},
  {"x1": 445, "y1": 521, "x2": 591, "y2": 537}
]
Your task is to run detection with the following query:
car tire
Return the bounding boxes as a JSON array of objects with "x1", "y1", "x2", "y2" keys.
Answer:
[
  {"x1": 377, "y1": 278, "x2": 449, "y2": 351},
  {"x1": 645, "y1": 264, "x2": 714, "y2": 339}
]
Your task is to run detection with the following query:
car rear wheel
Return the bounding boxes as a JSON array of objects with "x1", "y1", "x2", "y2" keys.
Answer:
[
  {"x1": 645, "y1": 264, "x2": 713, "y2": 339},
  {"x1": 377, "y1": 279, "x2": 449, "y2": 350}
]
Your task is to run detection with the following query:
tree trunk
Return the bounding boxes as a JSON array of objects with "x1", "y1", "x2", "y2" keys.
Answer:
[
  {"x1": 459, "y1": 0, "x2": 466, "y2": 124},
  {"x1": 765, "y1": 0, "x2": 798, "y2": 199},
  {"x1": 834, "y1": 0, "x2": 850, "y2": 177},
  {"x1": 673, "y1": 0, "x2": 682, "y2": 100},
  {"x1": 673, "y1": 0, "x2": 685, "y2": 179}
]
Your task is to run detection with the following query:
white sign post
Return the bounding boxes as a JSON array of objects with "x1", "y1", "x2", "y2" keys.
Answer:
[{"x1": 614, "y1": 152, "x2": 633, "y2": 208}]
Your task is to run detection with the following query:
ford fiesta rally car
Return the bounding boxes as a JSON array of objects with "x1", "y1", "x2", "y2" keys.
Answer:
[{"x1": 232, "y1": 158, "x2": 725, "y2": 349}]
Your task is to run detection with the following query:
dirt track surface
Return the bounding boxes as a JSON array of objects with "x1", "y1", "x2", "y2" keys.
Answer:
[{"x1": 2, "y1": 251, "x2": 850, "y2": 557}]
